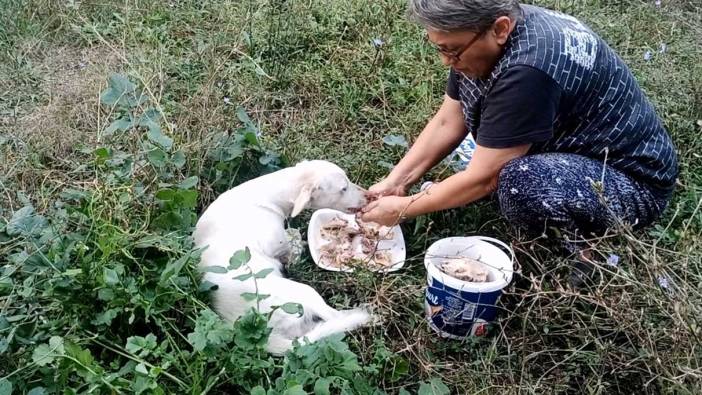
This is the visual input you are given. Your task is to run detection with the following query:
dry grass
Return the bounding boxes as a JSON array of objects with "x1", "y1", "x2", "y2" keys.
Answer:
[
  {"x1": 14, "y1": 45, "x2": 121, "y2": 158},
  {"x1": 1, "y1": 44, "x2": 121, "y2": 213}
]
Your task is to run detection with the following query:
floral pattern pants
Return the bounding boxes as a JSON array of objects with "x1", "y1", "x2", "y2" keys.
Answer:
[{"x1": 496, "y1": 153, "x2": 670, "y2": 246}]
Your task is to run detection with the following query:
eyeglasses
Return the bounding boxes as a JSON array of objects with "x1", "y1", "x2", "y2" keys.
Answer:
[{"x1": 428, "y1": 31, "x2": 485, "y2": 63}]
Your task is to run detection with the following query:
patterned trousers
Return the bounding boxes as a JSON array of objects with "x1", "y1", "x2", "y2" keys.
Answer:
[{"x1": 496, "y1": 153, "x2": 670, "y2": 249}]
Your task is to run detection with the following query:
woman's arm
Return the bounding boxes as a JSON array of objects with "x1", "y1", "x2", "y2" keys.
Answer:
[
  {"x1": 361, "y1": 143, "x2": 531, "y2": 225},
  {"x1": 370, "y1": 94, "x2": 467, "y2": 195}
]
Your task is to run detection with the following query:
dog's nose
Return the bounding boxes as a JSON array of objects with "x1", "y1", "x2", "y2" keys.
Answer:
[
  {"x1": 360, "y1": 193, "x2": 370, "y2": 205},
  {"x1": 363, "y1": 192, "x2": 378, "y2": 204}
]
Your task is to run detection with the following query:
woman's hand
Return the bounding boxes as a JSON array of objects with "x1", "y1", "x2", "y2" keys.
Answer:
[
  {"x1": 367, "y1": 178, "x2": 407, "y2": 199},
  {"x1": 360, "y1": 195, "x2": 411, "y2": 226}
]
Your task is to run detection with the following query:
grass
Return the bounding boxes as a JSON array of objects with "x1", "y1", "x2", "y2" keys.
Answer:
[{"x1": 1, "y1": 0, "x2": 701, "y2": 393}]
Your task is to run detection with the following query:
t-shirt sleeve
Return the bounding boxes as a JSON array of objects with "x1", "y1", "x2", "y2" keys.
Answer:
[
  {"x1": 445, "y1": 69, "x2": 459, "y2": 100},
  {"x1": 476, "y1": 65, "x2": 562, "y2": 148}
]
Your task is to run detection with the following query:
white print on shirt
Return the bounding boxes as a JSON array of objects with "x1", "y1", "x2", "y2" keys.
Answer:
[
  {"x1": 542, "y1": 9, "x2": 598, "y2": 70},
  {"x1": 563, "y1": 28, "x2": 598, "y2": 69}
]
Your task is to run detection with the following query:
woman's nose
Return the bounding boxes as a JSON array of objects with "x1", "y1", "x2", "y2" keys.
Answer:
[{"x1": 439, "y1": 53, "x2": 452, "y2": 66}]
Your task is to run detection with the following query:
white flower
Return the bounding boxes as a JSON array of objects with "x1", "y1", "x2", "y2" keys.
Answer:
[
  {"x1": 372, "y1": 38, "x2": 384, "y2": 48},
  {"x1": 606, "y1": 254, "x2": 620, "y2": 267},
  {"x1": 657, "y1": 275, "x2": 670, "y2": 289},
  {"x1": 644, "y1": 50, "x2": 653, "y2": 61},
  {"x1": 223, "y1": 97, "x2": 231, "y2": 105}
]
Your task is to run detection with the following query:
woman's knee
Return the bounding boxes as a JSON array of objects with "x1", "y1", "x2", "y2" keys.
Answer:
[
  {"x1": 497, "y1": 156, "x2": 550, "y2": 225},
  {"x1": 498, "y1": 157, "x2": 534, "y2": 197},
  {"x1": 496, "y1": 154, "x2": 583, "y2": 232}
]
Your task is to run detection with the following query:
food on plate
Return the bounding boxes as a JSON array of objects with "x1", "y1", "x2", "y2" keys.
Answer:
[
  {"x1": 440, "y1": 257, "x2": 490, "y2": 282},
  {"x1": 318, "y1": 215, "x2": 394, "y2": 269}
]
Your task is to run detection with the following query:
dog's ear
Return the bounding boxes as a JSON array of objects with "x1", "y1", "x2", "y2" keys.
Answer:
[{"x1": 291, "y1": 184, "x2": 313, "y2": 217}]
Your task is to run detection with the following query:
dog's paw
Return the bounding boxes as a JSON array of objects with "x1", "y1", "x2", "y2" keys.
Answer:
[
  {"x1": 356, "y1": 304, "x2": 382, "y2": 326},
  {"x1": 367, "y1": 312, "x2": 383, "y2": 326}
]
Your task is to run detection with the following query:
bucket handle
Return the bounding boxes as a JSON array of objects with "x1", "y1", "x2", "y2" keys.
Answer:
[{"x1": 472, "y1": 236, "x2": 515, "y2": 272}]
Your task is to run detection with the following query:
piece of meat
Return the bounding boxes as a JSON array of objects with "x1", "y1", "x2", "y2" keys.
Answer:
[
  {"x1": 336, "y1": 249, "x2": 354, "y2": 267},
  {"x1": 440, "y1": 257, "x2": 490, "y2": 282},
  {"x1": 373, "y1": 251, "x2": 393, "y2": 267},
  {"x1": 320, "y1": 217, "x2": 359, "y2": 240},
  {"x1": 322, "y1": 216, "x2": 349, "y2": 229},
  {"x1": 318, "y1": 215, "x2": 396, "y2": 270},
  {"x1": 359, "y1": 236, "x2": 374, "y2": 254},
  {"x1": 357, "y1": 218, "x2": 394, "y2": 240}
]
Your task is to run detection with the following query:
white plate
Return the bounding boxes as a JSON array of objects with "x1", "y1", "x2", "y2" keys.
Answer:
[{"x1": 307, "y1": 209, "x2": 406, "y2": 273}]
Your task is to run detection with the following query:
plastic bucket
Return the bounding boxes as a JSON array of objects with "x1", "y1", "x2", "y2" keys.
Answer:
[{"x1": 424, "y1": 236, "x2": 514, "y2": 339}]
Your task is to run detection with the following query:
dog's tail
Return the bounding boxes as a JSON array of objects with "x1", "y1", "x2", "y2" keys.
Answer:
[
  {"x1": 266, "y1": 307, "x2": 371, "y2": 355},
  {"x1": 302, "y1": 308, "x2": 371, "y2": 343}
]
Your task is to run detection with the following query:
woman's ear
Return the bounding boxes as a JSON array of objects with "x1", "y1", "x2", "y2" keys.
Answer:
[{"x1": 492, "y1": 16, "x2": 513, "y2": 45}]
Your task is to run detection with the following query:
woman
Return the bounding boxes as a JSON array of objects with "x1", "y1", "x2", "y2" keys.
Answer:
[{"x1": 360, "y1": 0, "x2": 677, "y2": 286}]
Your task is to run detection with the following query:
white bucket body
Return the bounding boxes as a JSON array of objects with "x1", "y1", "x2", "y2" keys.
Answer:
[{"x1": 424, "y1": 237, "x2": 514, "y2": 339}]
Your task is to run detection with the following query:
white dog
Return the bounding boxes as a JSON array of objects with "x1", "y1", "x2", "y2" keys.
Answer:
[{"x1": 193, "y1": 160, "x2": 371, "y2": 354}]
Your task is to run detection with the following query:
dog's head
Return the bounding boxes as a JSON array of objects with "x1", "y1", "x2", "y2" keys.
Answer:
[{"x1": 291, "y1": 160, "x2": 367, "y2": 217}]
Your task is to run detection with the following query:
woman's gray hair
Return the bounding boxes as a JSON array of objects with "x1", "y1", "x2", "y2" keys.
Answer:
[{"x1": 407, "y1": 0, "x2": 523, "y2": 32}]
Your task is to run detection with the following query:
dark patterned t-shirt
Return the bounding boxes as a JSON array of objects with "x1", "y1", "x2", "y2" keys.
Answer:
[{"x1": 446, "y1": 4, "x2": 678, "y2": 197}]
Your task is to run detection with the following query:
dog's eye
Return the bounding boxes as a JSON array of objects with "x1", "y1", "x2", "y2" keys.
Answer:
[{"x1": 340, "y1": 186, "x2": 348, "y2": 193}]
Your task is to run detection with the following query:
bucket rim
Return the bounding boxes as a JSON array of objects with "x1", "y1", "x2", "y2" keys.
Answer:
[{"x1": 424, "y1": 236, "x2": 514, "y2": 292}]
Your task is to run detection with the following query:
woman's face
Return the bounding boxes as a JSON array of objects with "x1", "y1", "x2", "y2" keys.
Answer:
[{"x1": 426, "y1": 16, "x2": 515, "y2": 79}]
